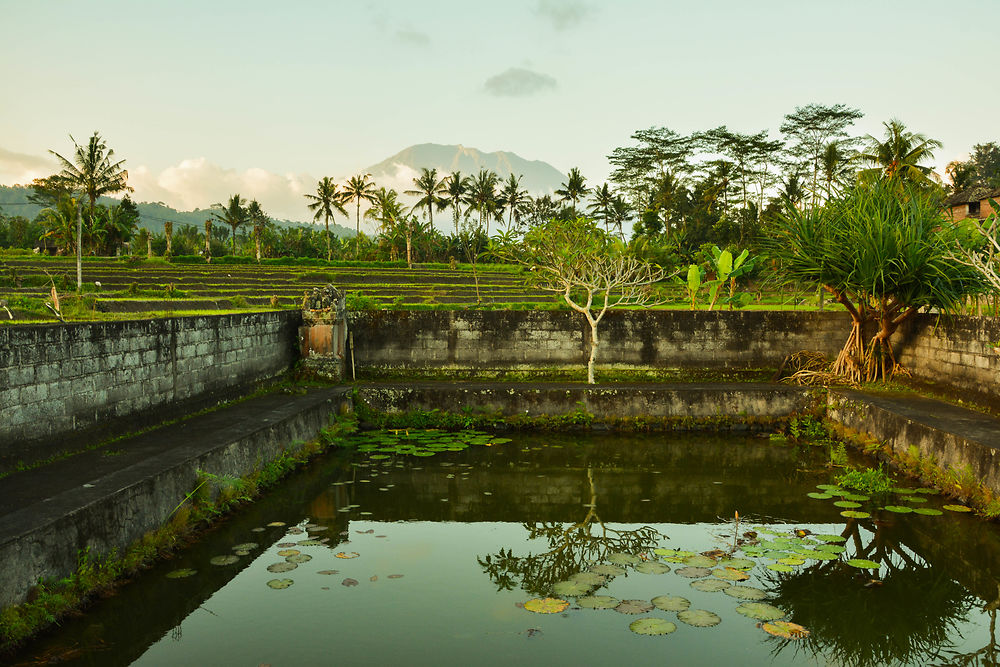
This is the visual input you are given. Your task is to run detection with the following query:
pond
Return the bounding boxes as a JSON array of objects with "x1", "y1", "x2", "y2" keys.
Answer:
[{"x1": 12, "y1": 430, "x2": 1000, "y2": 666}]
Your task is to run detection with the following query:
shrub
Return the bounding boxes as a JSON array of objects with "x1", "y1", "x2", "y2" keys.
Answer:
[{"x1": 835, "y1": 465, "x2": 894, "y2": 494}]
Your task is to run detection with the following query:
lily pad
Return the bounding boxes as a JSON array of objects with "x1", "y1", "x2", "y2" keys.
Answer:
[
  {"x1": 807, "y1": 492, "x2": 833, "y2": 500},
  {"x1": 883, "y1": 505, "x2": 913, "y2": 513},
  {"x1": 691, "y1": 579, "x2": 731, "y2": 592},
  {"x1": 833, "y1": 500, "x2": 862, "y2": 509},
  {"x1": 524, "y1": 597, "x2": 569, "y2": 614},
  {"x1": 842, "y1": 493, "x2": 870, "y2": 502},
  {"x1": 817, "y1": 484, "x2": 841, "y2": 491},
  {"x1": 914, "y1": 487, "x2": 939, "y2": 494},
  {"x1": 553, "y1": 580, "x2": 592, "y2": 596},
  {"x1": 341, "y1": 578, "x2": 359, "y2": 587},
  {"x1": 712, "y1": 567, "x2": 750, "y2": 582},
  {"x1": 678, "y1": 609, "x2": 721, "y2": 627},
  {"x1": 589, "y1": 564, "x2": 626, "y2": 577},
  {"x1": 675, "y1": 566, "x2": 713, "y2": 579},
  {"x1": 297, "y1": 540, "x2": 323, "y2": 546},
  {"x1": 762, "y1": 620, "x2": 810, "y2": 639},
  {"x1": 635, "y1": 562, "x2": 671, "y2": 575},
  {"x1": 231, "y1": 542, "x2": 258, "y2": 551},
  {"x1": 893, "y1": 487, "x2": 917, "y2": 495},
  {"x1": 840, "y1": 510, "x2": 871, "y2": 519},
  {"x1": 266, "y1": 578, "x2": 293, "y2": 589},
  {"x1": 165, "y1": 568, "x2": 197, "y2": 579},
  {"x1": 914, "y1": 508, "x2": 944, "y2": 516},
  {"x1": 652, "y1": 595, "x2": 691, "y2": 612},
  {"x1": 577, "y1": 595, "x2": 619, "y2": 610},
  {"x1": 607, "y1": 552, "x2": 642, "y2": 566},
  {"x1": 718, "y1": 558, "x2": 754, "y2": 571},
  {"x1": 777, "y1": 557, "x2": 805, "y2": 566},
  {"x1": 570, "y1": 572, "x2": 608, "y2": 586},
  {"x1": 335, "y1": 552, "x2": 360, "y2": 559},
  {"x1": 267, "y1": 562, "x2": 297, "y2": 573},
  {"x1": 629, "y1": 618, "x2": 677, "y2": 636},
  {"x1": 943, "y1": 504, "x2": 973, "y2": 513},
  {"x1": 766, "y1": 563, "x2": 794, "y2": 573},
  {"x1": 813, "y1": 534, "x2": 846, "y2": 543},
  {"x1": 286, "y1": 553, "x2": 312, "y2": 564},
  {"x1": 736, "y1": 602, "x2": 785, "y2": 621},
  {"x1": 209, "y1": 555, "x2": 239, "y2": 566},
  {"x1": 266, "y1": 522, "x2": 286, "y2": 527},
  {"x1": 724, "y1": 586, "x2": 767, "y2": 601},
  {"x1": 846, "y1": 559, "x2": 881, "y2": 569},
  {"x1": 277, "y1": 549, "x2": 300, "y2": 557},
  {"x1": 615, "y1": 599, "x2": 654, "y2": 615},
  {"x1": 317, "y1": 570, "x2": 339, "y2": 575},
  {"x1": 683, "y1": 555, "x2": 717, "y2": 568}
]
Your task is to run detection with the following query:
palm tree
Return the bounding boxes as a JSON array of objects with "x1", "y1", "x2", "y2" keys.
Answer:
[
  {"x1": 246, "y1": 199, "x2": 269, "y2": 262},
  {"x1": 498, "y1": 174, "x2": 530, "y2": 230},
  {"x1": 466, "y1": 169, "x2": 500, "y2": 234},
  {"x1": 365, "y1": 187, "x2": 418, "y2": 266},
  {"x1": 341, "y1": 174, "x2": 378, "y2": 254},
  {"x1": 49, "y1": 131, "x2": 132, "y2": 290},
  {"x1": 820, "y1": 141, "x2": 852, "y2": 202},
  {"x1": 586, "y1": 183, "x2": 615, "y2": 233},
  {"x1": 442, "y1": 171, "x2": 472, "y2": 234},
  {"x1": 856, "y1": 119, "x2": 943, "y2": 186},
  {"x1": 608, "y1": 195, "x2": 632, "y2": 241},
  {"x1": 555, "y1": 167, "x2": 590, "y2": 215},
  {"x1": 404, "y1": 168, "x2": 447, "y2": 228},
  {"x1": 304, "y1": 177, "x2": 348, "y2": 261},
  {"x1": 212, "y1": 194, "x2": 249, "y2": 254}
]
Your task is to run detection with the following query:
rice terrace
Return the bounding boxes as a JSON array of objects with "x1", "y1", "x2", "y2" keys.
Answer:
[{"x1": 3, "y1": 2, "x2": 1000, "y2": 666}]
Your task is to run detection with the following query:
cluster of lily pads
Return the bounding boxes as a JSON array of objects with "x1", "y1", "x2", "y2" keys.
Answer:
[
  {"x1": 350, "y1": 429, "x2": 512, "y2": 459},
  {"x1": 806, "y1": 483, "x2": 972, "y2": 519},
  {"x1": 522, "y1": 546, "x2": 809, "y2": 639}
]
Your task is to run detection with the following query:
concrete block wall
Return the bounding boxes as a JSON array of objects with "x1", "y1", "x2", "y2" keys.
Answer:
[
  {"x1": 896, "y1": 314, "x2": 1000, "y2": 402},
  {"x1": 348, "y1": 310, "x2": 853, "y2": 373},
  {"x1": 0, "y1": 311, "x2": 300, "y2": 458}
]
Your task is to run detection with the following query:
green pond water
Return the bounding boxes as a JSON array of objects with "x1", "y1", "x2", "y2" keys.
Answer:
[{"x1": 12, "y1": 431, "x2": 1000, "y2": 667}]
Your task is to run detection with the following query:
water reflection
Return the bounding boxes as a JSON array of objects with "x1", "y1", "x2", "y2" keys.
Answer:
[{"x1": 479, "y1": 468, "x2": 665, "y2": 596}]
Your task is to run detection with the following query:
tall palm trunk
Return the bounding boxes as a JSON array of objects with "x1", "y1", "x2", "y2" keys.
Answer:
[{"x1": 75, "y1": 204, "x2": 83, "y2": 292}]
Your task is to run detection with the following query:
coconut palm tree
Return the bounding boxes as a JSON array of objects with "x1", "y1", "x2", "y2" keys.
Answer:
[
  {"x1": 820, "y1": 141, "x2": 852, "y2": 202},
  {"x1": 555, "y1": 167, "x2": 590, "y2": 215},
  {"x1": 856, "y1": 119, "x2": 943, "y2": 186},
  {"x1": 212, "y1": 194, "x2": 249, "y2": 254},
  {"x1": 404, "y1": 167, "x2": 448, "y2": 229},
  {"x1": 586, "y1": 183, "x2": 616, "y2": 234},
  {"x1": 498, "y1": 173, "x2": 530, "y2": 230},
  {"x1": 305, "y1": 177, "x2": 348, "y2": 261},
  {"x1": 466, "y1": 169, "x2": 500, "y2": 234},
  {"x1": 442, "y1": 171, "x2": 472, "y2": 235},
  {"x1": 341, "y1": 174, "x2": 378, "y2": 254},
  {"x1": 246, "y1": 199, "x2": 270, "y2": 262},
  {"x1": 49, "y1": 132, "x2": 132, "y2": 290}
]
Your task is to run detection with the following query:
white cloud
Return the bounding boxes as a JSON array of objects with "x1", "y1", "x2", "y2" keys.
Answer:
[
  {"x1": 0, "y1": 147, "x2": 56, "y2": 185},
  {"x1": 130, "y1": 158, "x2": 317, "y2": 221},
  {"x1": 483, "y1": 67, "x2": 557, "y2": 97}
]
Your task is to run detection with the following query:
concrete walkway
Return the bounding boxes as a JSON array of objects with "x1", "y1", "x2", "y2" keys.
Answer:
[{"x1": 0, "y1": 386, "x2": 348, "y2": 608}]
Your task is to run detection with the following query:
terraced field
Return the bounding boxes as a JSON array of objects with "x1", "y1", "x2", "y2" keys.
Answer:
[{"x1": 0, "y1": 257, "x2": 552, "y2": 319}]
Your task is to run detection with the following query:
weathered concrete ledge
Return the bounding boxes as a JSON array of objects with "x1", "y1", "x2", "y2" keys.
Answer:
[
  {"x1": 0, "y1": 386, "x2": 349, "y2": 609},
  {"x1": 355, "y1": 382, "x2": 820, "y2": 423},
  {"x1": 827, "y1": 389, "x2": 1000, "y2": 496}
]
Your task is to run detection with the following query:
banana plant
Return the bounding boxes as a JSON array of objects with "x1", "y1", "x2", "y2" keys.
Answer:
[
  {"x1": 707, "y1": 245, "x2": 754, "y2": 310},
  {"x1": 684, "y1": 264, "x2": 705, "y2": 310}
]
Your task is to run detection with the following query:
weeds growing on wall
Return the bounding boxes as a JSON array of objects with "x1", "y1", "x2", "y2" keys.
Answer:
[{"x1": 0, "y1": 414, "x2": 357, "y2": 653}]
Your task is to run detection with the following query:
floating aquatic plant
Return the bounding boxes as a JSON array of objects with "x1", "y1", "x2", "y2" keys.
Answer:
[
  {"x1": 943, "y1": 505, "x2": 972, "y2": 513},
  {"x1": 286, "y1": 554, "x2": 312, "y2": 564},
  {"x1": 336, "y1": 552, "x2": 360, "y2": 559},
  {"x1": 589, "y1": 564, "x2": 627, "y2": 577},
  {"x1": 615, "y1": 599, "x2": 654, "y2": 615},
  {"x1": 846, "y1": 559, "x2": 881, "y2": 569},
  {"x1": 524, "y1": 597, "x2": 569, "y2": 614},
  {"x1": 209, "y1": 555, "x2": 239, "y2": 566},
  {"x1": 166, "y1": 568, "x2": 197, "y2": 579},
  {"x1": 678, "y1": 609, "x2": 721, "y2": 627},
  {"x1": 553, "y1": 580, "x2": 592, "y2": 596},
  {"x1": 629, "y1": 618, "x2": 676, "y2": 635},
  {"x1": 736, "y1": 602, "x2": 785, "y2": 621},
  {"x1": 267, "y1": 562, "x2": 296, "y2": 573},
  {"x1": 652, "y1": 595, "x2": 690, "y2": 612},
  {"x1": 577, "y1": 595, "x2": 619, "y2": 610},
  {"x1": 691, "y1": 579, "x2": 731, "y2": 593},
  {"x1": 762, "y1": 620, "x2": 810, "y2": 639},
  {"x1": 607, "y1": 552, "x2": 642, "y2": 566},
  {"x1": 267, "y1": 579, "x2": 293, "y2": 589},
  {"x1": 712, "y1": 567, "x2": 750, "y2": 582},
  {"x1": 724, "y1": 586, "x2": 767, "y2": 601},
  {"x1": 676, "y1": 566, "x2": 713, "y2": 578},
  {"x1": 635, "y1": 562, "x2": 671, "y2": 575},
  {"x1": 570, "y1": 572, "x2": 607, "y2": 586}
]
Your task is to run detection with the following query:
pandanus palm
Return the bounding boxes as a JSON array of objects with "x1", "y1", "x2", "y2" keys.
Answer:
[
  {"x1": 49, "y1": 132, "x2": 132, "y2": 290},
  {"x1": 405, "y1": 167, "x2": 448, "y2": 229},
  {"x1": 305, "y1": 177, "x2": 348, "y2": 260}
]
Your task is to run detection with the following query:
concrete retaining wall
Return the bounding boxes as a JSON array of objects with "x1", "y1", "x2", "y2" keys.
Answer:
[
  {"x1": 0, "y1": 311, "x2": 301, "y2": 466},
  {"x1": 348, "y1": 310, "x2": 852, "y2": 375}
]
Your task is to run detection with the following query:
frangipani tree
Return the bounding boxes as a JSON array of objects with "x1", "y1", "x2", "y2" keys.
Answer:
[
  {"x1": 766, "y1": 180, "x2": 988, "y2": 382},
  {"x1": 497, "y1": 217, "x2": 670, "y2": 384}
]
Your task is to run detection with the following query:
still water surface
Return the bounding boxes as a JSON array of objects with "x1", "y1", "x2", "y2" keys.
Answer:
[{"x1": 14, "y1": 432, "x2": 1000, "y2": 666}]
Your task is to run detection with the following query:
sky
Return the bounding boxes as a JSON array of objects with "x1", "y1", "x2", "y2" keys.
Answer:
[{"x1": 1, "y1": 0, "x2": 998, "y2": 222}]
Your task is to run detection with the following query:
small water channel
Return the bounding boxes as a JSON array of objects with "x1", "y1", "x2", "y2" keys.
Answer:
[{"x1": 12, "y1": 431, "x2": 1000, "y2": 666}]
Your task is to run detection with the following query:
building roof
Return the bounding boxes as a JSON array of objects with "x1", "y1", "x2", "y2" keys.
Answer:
[{"x1": 946, "y1": 186, "x2": 1000, "y2": 206}]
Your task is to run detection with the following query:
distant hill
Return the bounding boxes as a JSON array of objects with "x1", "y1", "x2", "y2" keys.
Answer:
[
  {"x1": 0, "y1": 185, "x2": 353, "y2": 237},
  {"x1": 364, "y1": 143, "x2": 566, "y2": 194}
]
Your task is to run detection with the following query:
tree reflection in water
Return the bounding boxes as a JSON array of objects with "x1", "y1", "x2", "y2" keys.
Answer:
[
  {"x1": 764, "y1": 518, "x2": 978, "y2": 667},
  {"x1": 477, "y1": 467, "x2": 665, "y2": 597}
]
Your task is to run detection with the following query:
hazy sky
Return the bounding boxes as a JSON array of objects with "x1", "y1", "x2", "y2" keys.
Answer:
[{"x1": 2, "y1": 0, "x2": 998, "y2": 221}]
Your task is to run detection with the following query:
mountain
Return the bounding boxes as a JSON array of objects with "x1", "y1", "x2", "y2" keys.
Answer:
[
  {"x1": 0, "y1": 185, "x2": 353, "y2": 237},
  {"x1": 364, "y1": 143, "x2": 566, "y2": 194}
]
